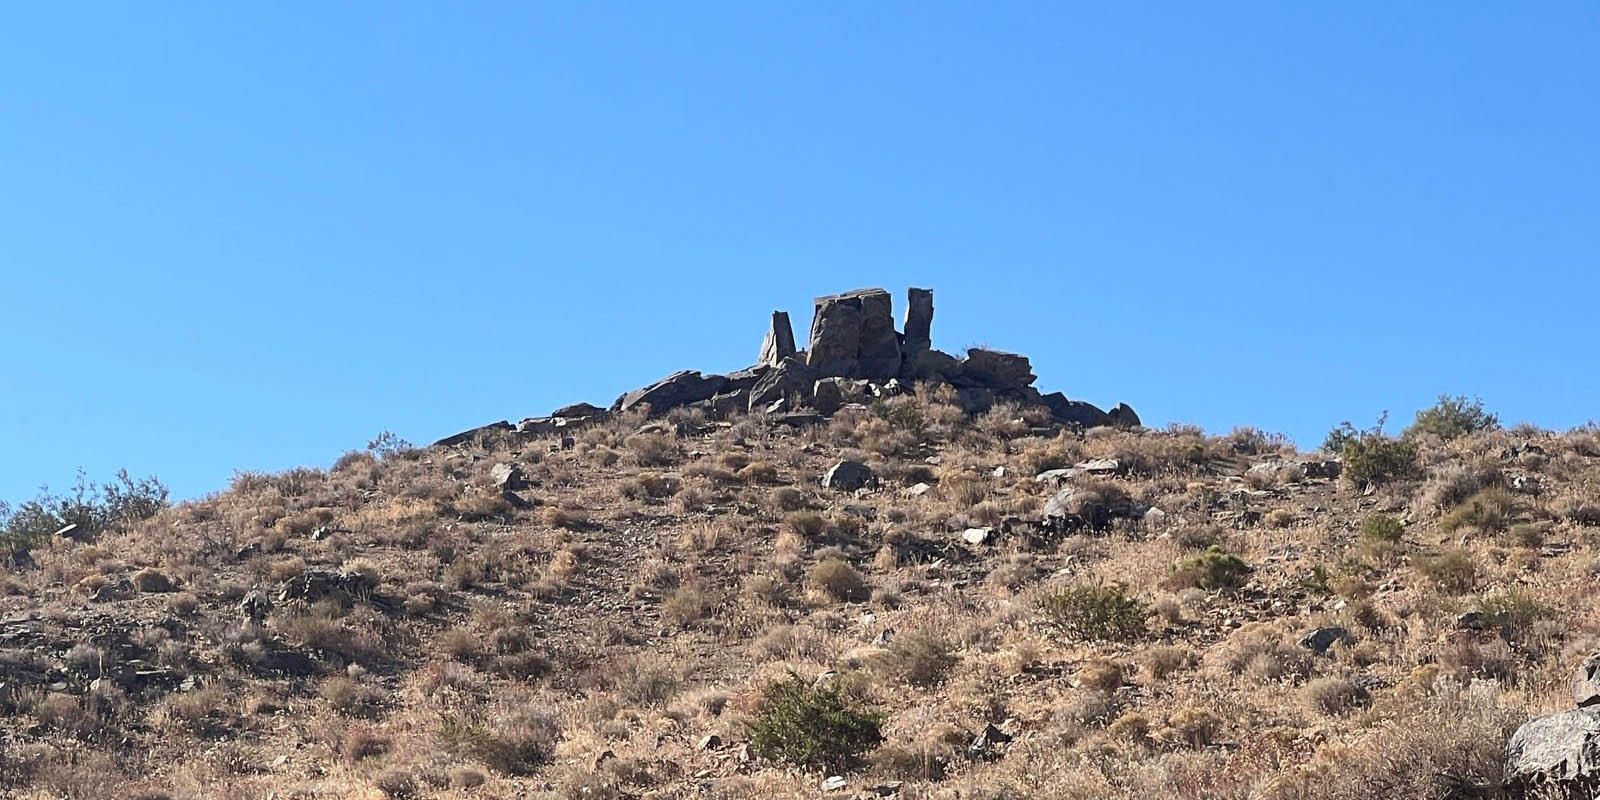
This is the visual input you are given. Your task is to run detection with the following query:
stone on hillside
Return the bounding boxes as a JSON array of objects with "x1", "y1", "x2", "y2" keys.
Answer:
[
  {"x1": 855, "y1": 289, "x2": 902, "y2": 380},
  {"x1": 1507, "y1": 706, "x2": 1600, "y2": 790},
  {"x1": 551, "y1": 402, "x2": 603, "y2": 418},
  {"x1": 489, "y1": 463, "x2": 528, "y2": 491},
  {"x1": 901, "y1": 347, "x2": 961, "y2": 381},
  {"x1": 1575, "y1": 652, "x2": 1600, "y2": 707},
  {"x1": 822, "y1": 460, "x2": 875, "y2": 491},
  {"x1": 620, "y1": 370, "x2": 728, "y2": 415},
  {"x1": 960, "y1": 348, "x2": 1035, "y2": 389},
  {"x1": 963, "y1": 527, "x2": 995, "y2": 545},
  {"x1": 1298, "y1": 626, "x2": 1350, "y2": 656},
  {"x1": 806, "y1": 291, "x2": 865, "y2": 376},
  {"x1": 1034, "y1": 468, "x2": 1083, "y2": 485},
  {"x1": 1301, "y1": 459, "x2": 1342, "y2": 480},
  {"x1": 1108, "y1": 403, "x2": 1142, "y2": 428},
  {"x1": 709, "y1": 390, "x2": 748, "y2": 419},
  {"x1": 903, "y1": 287, "x2": 933, "y2": 352},
  {"x1": 954, "y1": 386, "x2": 996, "y2": 414},
  {"x1": 433, "y1": 420, "x2": 513, "y2": 447},
  {"x1": 758, "y1": 310, "x2": 797, "y2": 367},
  {"x1": 1078, "y1": 458, "x2": 1123, "y2": 475},
  {"x1": 1040, "y1": 393, "x2": 1113, "y2": 428},
  {"x1": 749, "y1": 356, "x2": 819, "y2": 410},
  {"x1": 812, "y1": 377, "x2": 847, "y2": 415}
]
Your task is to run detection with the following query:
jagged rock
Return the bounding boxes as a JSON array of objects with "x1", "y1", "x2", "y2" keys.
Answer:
[
  {"x1": 963, "y1": 527, "x2": 995, "y2": 545},
  {"x1": 822, "y1": 460, "x2": 875, "y2": 491},
  {"x1": 709, "y1": 390, "x2": 748, "y2": 419},
  {"x1": 758, "y1": 310, "x2": 797, "y2": 367},
  {"x1": 903, "y1": 287, "x2": 933, "y2": 352},
  {"x1": 1108, "y1": 403, "x2": 1142, "y2": 428},
  {"x1": 1298, "y1": 626, "x2": 1350, "y2": 656},
  {"x1": 1575, "y1": 652, "x2": 1600, "y2": 707},
  {"x1": 1040, "y1": 393, "x2": 1113, "y2": 428},
  {"x1": 620, "y1": 370, "x2": 728, "y2": 415},
  {"x1": 807, "y1": 288, "x2": 901, "y2": 379},
  {"x1": 1041, "y1": 485, "x2": 1137, "y2": 531},
  {"x1": 1034, "y1": 468, "x2": 1083, "y2": 485},
  {"x1": 551, "y1": 402, "x2": 603, "y2": 418},
  {"x1": 1078, "y1": 458, "x2": 1124, "y2": 475},
  {"x1": 489, "y1": 463, "x2": 529, "y2": 491},
  {"x1": 749, "y1": 357, "x2": 819, "y2": 410},
  {"x1": 812, "y1": 377, "x2": 847, "y2": 415},
  {"x1": 960, "y1": 348, "x2": 1035, "y2": 389},
  {"x1": 1301, "y1": 459, "x2": 1342, "y2": 480},
  {"x1": 1507, "y1": 706, "x2": 1600, "y2": 792},
  {"x1": 722, "y1": 366, "x2": 769, "y2": 393},
  {"x1": 901, "y1": 347, "x2": 961, "y2": 381},
  {"x1": 240, "y1": 590, "x2": 273, "y2": 622},
  {"x1": 433, "y1": 420, "x2": 512, "y2": 447}
]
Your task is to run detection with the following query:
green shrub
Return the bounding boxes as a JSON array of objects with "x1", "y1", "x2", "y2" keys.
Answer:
[
  {"x1": 1406, "y1": 395, "x2": 1499, "y2": 440},
  {"x1": 1043, "y1": 583, "x2": 1150, "y2": 641},
  {"x1": 1477, "y1": 589, "x2": 1547, "y2": 639},
  {"x1": 1360, "y1": 514, "x2": 1405, "y2": 543},
  {"x1": 1170, "y1": 546, "x2": 1250, "y2": 590},
  {"x1": 1342, "y1": 434, "x2": 1420, "y2": 489},
  {"x1": 1438, "y1": 488, "x2": 1517, "y2": 534},
  {"x1": 1, "y1": 469, "x2": 168, "y2": 555},
  {"x1": 746, "y1": 673, "x2": 883, "y2": 770},
  {"x1": 1417, "y1": 548, "x2": 1477, "y2": 594}
]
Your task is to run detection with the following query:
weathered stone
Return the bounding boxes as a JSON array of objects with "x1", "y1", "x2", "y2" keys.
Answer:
[
  {"x1": 960, "y1": 348, "x2": 1035, "y2": 389},
  {"x1": 551, "y1": 402, "x2": 603, "y2": 418},
  {"x1": 758, "y1": 310, "x2": 797, "y2": 367},
  {"x1": 240, "y1": 591, "x2": 273, "y2": 622},
  {"x1": 1507, "y1": 706, "x2": 1600, "y2": 791},
  {"x1": 1078, "y1": 458, "x2": 1124, "y2": 475},
  {"x1": 812, "y1": 377, "x2": 847, "y2": 415},
  {"x1": 901, "y1": 348, "x2": 960, "y2": 381},
  {"x1": 433, "y1": 420, "x2": 512, "y2": 447},
  {"x1": 708, "y1": 390, "x2": 748, "y2": 419},
  {"x1": 962, "y1": 527, "x2": 995, "y2": 545},
  {"x1": 749, "y1": 357, "x2": 819, "y2": 410},
  {"x1": 1039, "y1": 393, "x2": 1113, "y2": 428},
  {"x1": 954, "y1": 387, "x2": 995, "y2": 414},
  {"x1": 1034, "y1": 468, "x2": 1083, "y2": 485},
  {"x1": 903, "y1": 287, "x2": 933, "y2": 352},
  {"x1": 1108, "y1": 403, "x2": 1142, "y2": 428},
  {"x1": 489, "y1": 463, "x2": 528, "y2": 491},
  {"x1": 620, "y1": 370, "x2": 728, "y2": 415},
  {"x1": 1575, "y1": 652, "x2": 1600, "y2": 707},
  {"x1": 822, "y1": 460, "x2": 875, "y2": 491},
  {"x1": 722, "y1": 366, "x2": 768, "y2": 393},
  {"x1": 1298, "y1": 626, "x2": 1350, "y2": 656},
  {"x1": 1301, "y1": 459, "x2": 1342, "y2": 480},
  {"x1": 855, "y1": 289, "x2": 902, "y2": 380},
  {"x1": 806, "y1": 288, "x2": 901, "y2": 379}
]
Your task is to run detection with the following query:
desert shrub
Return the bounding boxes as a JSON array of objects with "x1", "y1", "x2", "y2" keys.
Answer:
[
  {"x1": 746, "y1": 673, "x2": 883, "y2": 770},
  {"x1": 1043, "y1": 583, "x2": 1149, "y2": 641},
  {"x1": 1438, "y1": 488, "x2": 1517, "y2": 534},
  {"x1": 1165, "y1": 706, "x2": 1222, "y2": 747},
  {"x1": 1406, "y1": 395, "x2": 1499, "y2": 440},
  {"x1": 438, "y1": 706, "x2": 560, "y2": 776},
  {"x1": 1341, "y1": 434, "x2": 1420, "y2": 489},
  {"x1": 660, "y1": 583, "x2": 716, "y2": 628},
  {"x1": 1359, "y1": 514, "x2": 1404, "y2": 543},
  {"x1": 1304, "y1": 676, "x2": 1371, "y2": 715},
  {"x1": 0, "y1": 469, "x2": 168, "y2": 554},
  {"x1": 624, "y1": 432, "x2": 679, "y2": 467},
  {"x1": 1169, "y1": 546, "x2": 1250, "y2": 590},
  {"x1": 809, "y1": 558, "x2": 869, "y2": 602},
  {"x1": 1476, "y1": 588, "x2": 1548, "y2": 639},
  {"x1": 875, "y1": 631, "x2": 958, "y2": 688},
  {"x1": 785, "y1": 511, "x2": 828, "y2": 538},
  {"x1": 1076, "y1": 659, "x2": 1125, "y2": 692},
  {"x1": 1417, "y1": 548, "x2": 1477, "y2": 594}
]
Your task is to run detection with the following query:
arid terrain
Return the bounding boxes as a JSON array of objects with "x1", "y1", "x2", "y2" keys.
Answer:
[
  {"x1": 2, "y1": 386, "x2": 1597, "y2": 799},
  {"x1": 1, "y1": 285, "x2": 1595, "y2": 799}
]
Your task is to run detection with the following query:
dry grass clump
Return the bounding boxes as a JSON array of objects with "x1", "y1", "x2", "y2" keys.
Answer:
[
  {"x1": 809, "y1": 558, "x2": 869, "y2": 602},
  {"x1": 1416, "y1": 548, "x2": 1478, "y2": 593},
  {"x1": 873, "y1": 631, "x2": 959, "y2": 688},
  {"x1": 1303, "y1": 676, "x2": 1371, "y2": 715}
]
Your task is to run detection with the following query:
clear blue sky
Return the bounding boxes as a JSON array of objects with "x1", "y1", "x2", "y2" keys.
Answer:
[{"x1": 3, "y1": 3, "x2": 1596, "y2": 500}]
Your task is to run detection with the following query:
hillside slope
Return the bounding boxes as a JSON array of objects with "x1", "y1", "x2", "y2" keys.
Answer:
[{"x1": 2, "y1": 390, "x2": 1598, "y2": 799}]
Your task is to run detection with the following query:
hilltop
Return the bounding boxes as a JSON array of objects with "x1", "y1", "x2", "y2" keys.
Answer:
[{"x1": 0, "y1": 289, "x2": 1597, "y2": 799}]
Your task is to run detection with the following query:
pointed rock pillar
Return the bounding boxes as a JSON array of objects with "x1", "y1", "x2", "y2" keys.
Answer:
[
  {"x1": 904, "y1": 287, "x2": 933, "y2": 353},
  {"x1": 758, "y1": 310, "x2": 796, "y2": 367}
]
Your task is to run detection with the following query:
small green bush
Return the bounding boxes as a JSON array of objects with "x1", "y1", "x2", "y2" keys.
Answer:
[
  {"x1": 1417, "y1": 548, "x2": 1477, "y2": 594},
  {"x1": 1360, "y1": 514, "x2": 1405, "y2": 543},
  {"x1": 1170, "y1": 546, "x2": 1250, "y2": 590},
  {"x1": 1043, "y1": 583, "x2": 1150, "y2": 641},
  {"x1": 1406, "y1": 395, "x2": 1499, "y2": 440},
  {"x1": 1439, "y1": 488, "x2": 1517, "y2": 534},
  {"x1": 1476, "y1": 589, "x2": 1547, "y2": 639},
  {"x1": 1342, "y1": 434, "x2": 1420, "y2": 489},
  {"x1": 1, "y1": 469, "x2": 168, "y2": 556},
  {"x1": 746, "y1": 673, "x2": 883, "y2": 770}
]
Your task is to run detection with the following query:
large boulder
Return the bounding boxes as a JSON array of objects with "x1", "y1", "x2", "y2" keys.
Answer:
[
  {"x1": 959, "y1": 348, "x2": 1035, "y2": 390},
  {"x1": 758, "y1": 310, "x2": 797, "y2": 367},
  {"x1": 551, "y1": 402, "x2": 604, "y2": 418},
  {"x1": 901, "y1": 348, "x2": 961, "y2": 382},
  {"x1": 1576, "y1": 652, "x2": 1600, "y2": 708},
  {"x1": 903, "y1": 287, "x2": 934, "y2": 353},
  {"x1": 1507, "y1": 707, "x2": 1600, "y2": 793},
  {"x1": 1108, "y1": 403, "x2": 1142, "y2": 428},
  {"x1": 822, "y1": 460, "x2": 875, "y2": 491},
  {"x1": 748, "y1": 357, "x2": 819, "y2": 410},
  {"x1": 806, "y1": 288, "x2": 901, "y2": 380},
  {"x1": 433, "y1": 420, "x2": 513, "y2": 447},
  {"x1": 1039, "y1": 393, "x2": 1113, "y2": 428},
  {"x1": 619, "y1": 370, "x2": 728, "y2": 415}
]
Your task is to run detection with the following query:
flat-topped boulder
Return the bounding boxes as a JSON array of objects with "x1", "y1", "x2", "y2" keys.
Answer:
[{"x1": 807, "y1": 288, "x2": 901, "y2": 380}]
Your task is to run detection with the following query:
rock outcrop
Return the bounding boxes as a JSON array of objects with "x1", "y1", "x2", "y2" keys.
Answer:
[
  {"x1": 1507, "y1": 653, "x2": 1600, "y2": 795},
  {"x1": 433, "y1": 285, "x2": 1142, "y2": 446}
]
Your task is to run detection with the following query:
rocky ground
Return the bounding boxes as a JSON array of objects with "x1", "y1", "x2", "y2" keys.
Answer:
[{"x1": 2, "y1": 386, "x2": 1599, "y2": 799}]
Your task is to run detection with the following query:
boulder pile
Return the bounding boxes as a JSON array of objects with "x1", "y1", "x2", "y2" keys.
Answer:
[
  {"x1": 1506, "y1": 653, "x2": 1600, "y2": 796},
  {"x1": 434, "y1": 287, "x2": 1140, "y2": 446}
]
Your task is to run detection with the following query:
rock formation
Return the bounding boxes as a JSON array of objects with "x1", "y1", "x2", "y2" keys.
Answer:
[
  {"x1": 432, "y1": 285, "x2": 1142, "y2": 446},
  {"x1": 1507, "y1": 652, "x2": 1600, "y2": 795}
]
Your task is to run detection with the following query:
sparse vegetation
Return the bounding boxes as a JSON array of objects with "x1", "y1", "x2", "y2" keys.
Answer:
[
  {"x1": 745, "y1": 673, "x2": 884, "y2": 770},
  {"x1": 1044, "y1": 583, "x2": 1150, "y2": 641}
]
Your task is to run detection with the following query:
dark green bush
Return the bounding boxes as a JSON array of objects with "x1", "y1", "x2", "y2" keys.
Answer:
[
  {"x1": 1170, "y1": 546, "x2": 1250, "y2": 590},
  {"x1": 1360, "y1": 514, "x2": 1405, "y2": 543},
  {"x1": 1342, "y1": 434, "x2": 1420, "y2": 489},
  {"x1": 1438, "y1": 488, "x2": 1517, "y2": 534},
  {"x1": 1477, "y1": 589, "x2": 1547, "y2": 639},
  {"x1": 1406, "y1": 395, "x2": 1499, "y2": 440},
  {"x1": 1043, "y1": 583, "x2": 1149, "y2": 641},
  {"x1": 0, "y1": 470, "x2": 168, "y2": 556},
  {"x1": 746, "y1": 673, "x2": 883, "y2": 770}
]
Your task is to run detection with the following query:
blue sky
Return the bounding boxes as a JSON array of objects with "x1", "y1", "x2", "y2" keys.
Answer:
[{"x1": 2, "y1": 3, "x2": 1597, "y2": 500}]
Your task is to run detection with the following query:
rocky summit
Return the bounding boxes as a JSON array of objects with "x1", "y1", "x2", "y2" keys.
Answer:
[{"x1": 435, "y1": 287, "x2": 1139, "y2": 448}]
